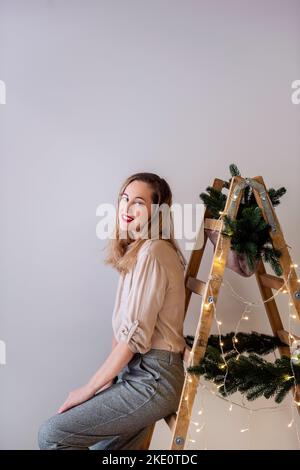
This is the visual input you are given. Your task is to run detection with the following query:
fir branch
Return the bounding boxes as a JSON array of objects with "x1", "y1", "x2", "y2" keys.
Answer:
[
  {"x1": 185, "y1": 331, "x2": 285, "y2": 356},
  {"x1": 199, "y1": 164, "x2": 287, "y2": 275},
  {"x1": 268, "y1": 187, "x2": 287, "y2": 207},
  {"x1": 229, "y1": 164, "x2": 241, "y2": 177},
  {"x1": 186, "y1": 346, "x2": 300, "y2": 404}
]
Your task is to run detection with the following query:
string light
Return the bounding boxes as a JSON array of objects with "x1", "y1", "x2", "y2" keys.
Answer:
[
  {"x1": 185, "y1": 198, "x2": 300, "y2": 449},
  {"x1": 202, "y1": 380, "x2": 289, "y2": 413},
  {"x1": 196, "y1": 423, "x2": 205, "y2": 433},
  {"x1": 285, "y1": 287, "x2": 300, "y2": 447},
  {"x1": 288, "y1": 419, "x2": 294, "y2": 428},
  {"x1": 205, "y1": 259, "x2": 300, "y2": 447},
  {"x1": 184, "y1": 381, "x2": 207, "y2": 450}
]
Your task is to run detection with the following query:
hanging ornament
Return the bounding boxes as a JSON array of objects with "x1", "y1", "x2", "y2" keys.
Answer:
[{"x1": 205, "y1": 228, "x2": 259, "y2": 277}]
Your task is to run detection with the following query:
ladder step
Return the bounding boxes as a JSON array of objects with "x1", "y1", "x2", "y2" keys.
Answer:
[
  {"x1": 186, "y1": 277, "x2": 206, "y2": 295},
  {"x1": 204, "y1": 218, "x2": 222, "y2": 231},
  {"x1": 259, "y1": 273, "x2": 284, "y2": 290},
  {"x1": 277, "y1": 329, "x2": 300, "y2": 346}
]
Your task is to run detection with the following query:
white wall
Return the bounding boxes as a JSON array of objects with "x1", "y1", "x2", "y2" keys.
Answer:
[{"x1": 0, "y1": 0, "x2": 299, "y2": 449}]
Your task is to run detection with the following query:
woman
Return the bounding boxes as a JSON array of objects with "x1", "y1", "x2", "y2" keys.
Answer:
[{"x1": 38, "y1": 172, "x2": 187, "y2": 450}]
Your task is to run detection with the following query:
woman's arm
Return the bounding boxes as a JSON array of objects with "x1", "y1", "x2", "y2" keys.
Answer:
[
  {"x1": 57, "y1": 342, "x2": 134, "y2": 413},
  {"x1": 112, "y1": 334, "x2": 118, "y2": 350},
  {"x1": 87, "y1": 342, "x2": 134, "y2": 393},
  {"x1": 95, "y1": 335, "x2": 119, "y2": 393}
]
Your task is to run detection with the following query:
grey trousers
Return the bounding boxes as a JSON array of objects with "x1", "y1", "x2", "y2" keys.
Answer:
[{"x1": 38, "y1": 348, "x2": 185, "y2": 450}]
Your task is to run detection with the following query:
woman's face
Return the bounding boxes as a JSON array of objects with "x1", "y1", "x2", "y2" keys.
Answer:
[{"x1": 118, "y1": 180, "x2": 154, "y2": 240}]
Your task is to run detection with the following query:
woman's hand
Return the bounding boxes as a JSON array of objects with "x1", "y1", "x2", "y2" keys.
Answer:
[{"x1": 57, "y1": 384, "x2": 95, "y2": 414}]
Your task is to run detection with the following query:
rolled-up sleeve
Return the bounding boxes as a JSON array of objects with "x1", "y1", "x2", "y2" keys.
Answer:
[{"x1": 118, "y1": 252, "x2": 169, "y2": 354}]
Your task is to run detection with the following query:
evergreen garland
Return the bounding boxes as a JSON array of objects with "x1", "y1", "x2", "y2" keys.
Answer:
[
  {"x1": 199, "y1": 164, "x2": 286, "y2": 276},
  {"x1": 184, "y1": 332, "x2": 299, "y2": 404},
  {"x1": 185, "y1": 331, "x2": 284, "y2": 355}
]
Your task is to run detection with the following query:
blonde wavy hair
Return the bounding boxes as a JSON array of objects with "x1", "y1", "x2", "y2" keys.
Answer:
[{"x1": 104, "y1": 172, "x2": 187, "y2": 274}]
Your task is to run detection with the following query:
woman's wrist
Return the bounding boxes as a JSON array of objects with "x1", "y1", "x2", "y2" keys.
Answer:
[{"x1": 86, "y1": 380, "x2": 99, "y2": 395}]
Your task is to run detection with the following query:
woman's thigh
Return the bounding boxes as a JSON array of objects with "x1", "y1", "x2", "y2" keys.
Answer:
[{"x1": 38, "y1": 351, "x2": 184, "y2": 450}]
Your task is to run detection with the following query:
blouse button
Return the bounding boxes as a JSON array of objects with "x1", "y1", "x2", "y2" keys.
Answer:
[{"x1": 121, "y1": 326, "x2": 128, "y2": 335}]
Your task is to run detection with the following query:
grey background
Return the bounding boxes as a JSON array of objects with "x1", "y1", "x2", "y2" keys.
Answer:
[{"x1": 0, "y1": 0, "x2": 300, "y2": 449}]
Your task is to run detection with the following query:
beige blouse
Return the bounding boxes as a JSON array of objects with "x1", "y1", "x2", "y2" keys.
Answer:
[{"x1": 112, "y1": 239, "x2": 186, "y2": 355}]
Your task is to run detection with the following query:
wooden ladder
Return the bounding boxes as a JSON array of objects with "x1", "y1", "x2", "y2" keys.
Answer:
[{"x1": 138, "y1": 174, "x2": 300, "y2": 451}]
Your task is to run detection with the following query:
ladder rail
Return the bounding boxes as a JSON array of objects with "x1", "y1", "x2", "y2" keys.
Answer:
[{"x1": 170, "y1": 176, "x2": 244, "y2": 450}]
